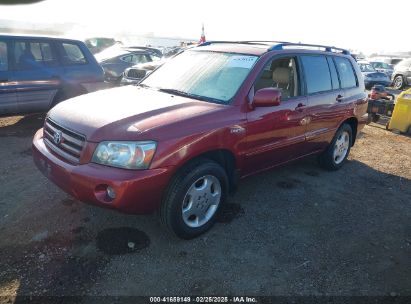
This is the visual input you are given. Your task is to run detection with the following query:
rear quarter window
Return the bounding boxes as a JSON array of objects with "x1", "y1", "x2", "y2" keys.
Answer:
[
  {"x1": 60, "y1": 43, "x2": 87, "y2": 65},
  {"x1": 301, "y1": 55, "x2": 332, "y2": 94},
  {"x1": 334, "y1": 57, "x2": 358, "y2": 89}
]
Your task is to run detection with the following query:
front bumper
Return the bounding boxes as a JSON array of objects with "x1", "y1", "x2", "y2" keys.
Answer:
[{"x1": 32, "y1": 129, "x2": 174, "y2": 214}]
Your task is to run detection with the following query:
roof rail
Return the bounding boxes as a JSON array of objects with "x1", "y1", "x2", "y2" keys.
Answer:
[
  {"x1": 198, "y1": 41, "x2": 276, "y2": 47},
  {"x1": 198, "y1": 41, "x2": 350, "y2": 55},
  {"x1": 268, "y1": 42, "x2": 350, "y2": 55}
]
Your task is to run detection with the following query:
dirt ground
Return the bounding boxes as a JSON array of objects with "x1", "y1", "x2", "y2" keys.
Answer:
[{"x1": 0, "y1": 112, "x2": 410, "y2": 300}]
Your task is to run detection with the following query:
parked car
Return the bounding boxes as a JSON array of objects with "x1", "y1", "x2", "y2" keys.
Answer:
[
  {"x1": 391, "y1": 58, "x2": 411, "y2": 90},
  {"x1": 32, "y1": 41, "x2": 367, "y2": 239},
  {"x1": 84, "y1": 37, "x2": 116, "y2": 54},
  {"x1": 369, "y1": 61, "x2": 394, "y2": 78},
  {"x1": 95, "y1": 46, "x2": 162, "y2": 83},
  {"x1": 121, "y1": 59, "x2": 165, "y2": 85},
  {"x1": 0, "y1": 34, "x2": 105, "y2": 116},
  {"x1": 357, "y1": 61, "x2": 391, "y2": 89}
]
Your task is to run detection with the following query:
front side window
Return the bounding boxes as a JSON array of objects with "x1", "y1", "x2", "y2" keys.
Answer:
[
  {"x1": 61, "y1": 43, "x2": 86, "y2": 65},
  {"x1": 335, "y1": 57, "x2": 358, "y2": 89},
  {"x1": 301, "y1": 55, "x2": 332, "y2": 94},
  {"x1": 0, "y1": 41, "x2": 7, "y2": 71},
  {"x1": 14, "y1": 41, "x2": 57, "y2": 69},
  {"x1": 254, "y1": 57, "x2": 300, "y2": 99},
  {"x1": 141, "y1": 51, "x2": 258, "y2": 103}
]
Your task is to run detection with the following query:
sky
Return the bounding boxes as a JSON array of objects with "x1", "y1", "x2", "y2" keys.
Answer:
[{"x1": 1, "y1": 0, "x2": 410, "y2": 55}]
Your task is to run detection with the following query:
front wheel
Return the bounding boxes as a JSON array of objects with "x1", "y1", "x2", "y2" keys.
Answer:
[
  {"x1": 393, "y1": 75, "x2": 404, "y2": 90},
  {"x1": 318, "y1": 123, "x2": 352, "y2": 171},
  {"x1": 160, "y1": 159, "x2": 228, "y2": 239}
]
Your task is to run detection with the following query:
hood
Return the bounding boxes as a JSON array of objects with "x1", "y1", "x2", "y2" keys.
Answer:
[
  {"x1": 48, "y1": 86, "x2": 223, "y2": 142},
  {"x1": 363, "y1": 71, "x2": 389, "y2": 78}
]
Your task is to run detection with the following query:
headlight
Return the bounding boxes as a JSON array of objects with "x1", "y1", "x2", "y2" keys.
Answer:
[
  {"x1": 401, "y1": 94, "x2": 411, "y2": 100},
  {"x1": 92, "y1": 141, "x2": 157, "y2": 169}
]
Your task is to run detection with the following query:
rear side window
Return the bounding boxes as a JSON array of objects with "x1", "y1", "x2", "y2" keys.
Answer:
[
  {"x1": 14, "y1": 41, "x2": 57, "y2": 69},
  {"x1": 301, "y1": 55, "x2": 332, "y2": 94},
  {"x1": 0, "y1": 41, "x2": 7, "y2": 71},
  {"x1": 61, "y1": 43, "x2": 87, "y2": 65},
  {"x1": 334, "y1": 57, "x2": 358, "y2": 88}
]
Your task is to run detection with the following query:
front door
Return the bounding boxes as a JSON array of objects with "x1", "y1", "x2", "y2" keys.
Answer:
[{"x1": 243, "y1": 56, "x2": 309, "y2": 175}]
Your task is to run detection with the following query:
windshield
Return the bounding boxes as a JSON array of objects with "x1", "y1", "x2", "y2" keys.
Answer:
[
  {"x1": 359, "y1": 63, "x2": 375, "y2": 72},
  {"x1": 141, "y1": 50, "x2": 258, "y2": 104},
  {"x1": 371, "y1": 62, "x2": 391, "y2": 69}
]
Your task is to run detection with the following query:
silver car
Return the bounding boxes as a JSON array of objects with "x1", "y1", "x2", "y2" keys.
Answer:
[{"x1": 392, "y1": 58, "x2": 411, "y2": 90}]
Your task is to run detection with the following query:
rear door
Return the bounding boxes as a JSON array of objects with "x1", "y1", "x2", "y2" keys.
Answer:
[
  {"x1": 244, "y1": 55, "x2": 309, "y2": 175},
  {"x1": 0, "y1": 38, "x2": 18, "y2": 115},
  {"x1": 11, "y1": 39, "x2": 62, "y2": 113},
  {"x1": 300, "y1": 54, "x2": 345, "y2": 153}
]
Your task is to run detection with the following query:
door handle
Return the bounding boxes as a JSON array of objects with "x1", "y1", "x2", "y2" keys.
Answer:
[
  {"x1": 336, "y1": 95, "x2": 344, "y2": 102},
  {"x1": 295, "y1": 103, "x2": 306, "y2": 111}
]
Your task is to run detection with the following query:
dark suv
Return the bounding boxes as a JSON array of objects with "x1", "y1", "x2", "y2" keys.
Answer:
[
  {"x1": 0, "y1": 35, "x2": 105, "y2": 115},
  {"x1": 33, "y1": 41, "x2": 367, "y2": 239}
]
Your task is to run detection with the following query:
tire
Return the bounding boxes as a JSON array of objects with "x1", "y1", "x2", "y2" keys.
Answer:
[
  {"x1": 393, "y1": 75, "x2": 405, "y2": 90},
  {"x1": 160, "y1": 158, "x2": 228, "y2": 239},
  {"x1": 318, "y1": 123, "x2": 353, "y2": 171}
]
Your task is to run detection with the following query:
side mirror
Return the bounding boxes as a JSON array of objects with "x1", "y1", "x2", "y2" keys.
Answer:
[{"x1": 251, "y1": 88, "x2": 281, "y2": 108}]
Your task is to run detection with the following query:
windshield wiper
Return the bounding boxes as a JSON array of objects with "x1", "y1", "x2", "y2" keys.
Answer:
[
  {"x1": 158, "y1": 88, "x2": 224, "y2": 104},
  {"x1": 138, "y1": 83, "x2": 150, "y2": 88},
  {"x1": 158, "y1": 88, "x2": 191, "y2": 97}
]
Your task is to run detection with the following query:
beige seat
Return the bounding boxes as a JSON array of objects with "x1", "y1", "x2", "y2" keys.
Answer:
[{"x1": 272, "y1": 67, "x2": 291, "y2": 98}]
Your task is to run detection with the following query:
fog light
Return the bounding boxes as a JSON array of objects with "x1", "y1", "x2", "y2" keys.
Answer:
[{"x1": 106, "y1": 186, "x2": 116, "y2": 200}]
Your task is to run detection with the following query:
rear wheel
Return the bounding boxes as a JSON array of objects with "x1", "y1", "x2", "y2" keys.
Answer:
[
  {"x1": 160, "y1": 159, "x2": 228, "y2": 239},
  {"x1": 393, "y1": 75, "x2": 404, "y2": 90},
  {"x1": 318, "y1": 123, "x2": 352, "y2": 171}
]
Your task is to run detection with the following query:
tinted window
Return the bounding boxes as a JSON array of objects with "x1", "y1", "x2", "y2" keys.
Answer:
[
  {"x1": 254, "y1": 57, "x2": 300, "y2": 99},
  {"x1": 14, "y1": 41, "x2": 57, "y2": 69},
  {"x1": 0, "y1": 41, "x2": 7, "y2": 71},
  {"x1": 121, "y1": 55, "x2": 132, "y2": 63},
  {"x1": 335, "y1": 57, "x2": 357, "y2": 88},
  {"x1": 61, "y1": 43, "x2": 86, "y2": 65},
  {"x1": 301, "y1": 55, "x2": 332, "y2": 94},
  {"x1": 327, "y1": 57, "x2": 339, "y2": 90}
]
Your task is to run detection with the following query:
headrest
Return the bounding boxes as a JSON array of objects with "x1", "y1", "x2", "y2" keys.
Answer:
[{"x1": 272, "y1": 67, "x2": 290, "y2": 84}]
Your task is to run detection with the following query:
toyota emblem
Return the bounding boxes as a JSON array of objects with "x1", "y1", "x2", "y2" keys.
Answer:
[{"x1": 53, "y1": 131, "x2": 63, "y2": 145}]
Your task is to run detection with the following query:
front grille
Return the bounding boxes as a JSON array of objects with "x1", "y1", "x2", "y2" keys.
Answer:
[
  {"x1": 43, "y1": 118, "x2": 86, "y2": 164},
  {"x1": 125, "y1": 68, "x2": 146, "y2": 79}
]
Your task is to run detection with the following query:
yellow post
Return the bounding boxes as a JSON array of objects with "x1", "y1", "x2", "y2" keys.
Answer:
[{"x1": 388, "y1": 88, "x2": 411, "y2": 133}]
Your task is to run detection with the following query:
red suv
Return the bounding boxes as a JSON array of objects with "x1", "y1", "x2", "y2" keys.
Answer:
[{"x1": 32, "y1": 41, "x2": 368, "y2": 239}]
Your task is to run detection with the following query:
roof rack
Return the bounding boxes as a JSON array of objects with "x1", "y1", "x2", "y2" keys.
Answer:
[
  {"x1": 268, "y1": 42, "x2": 350, "y2": 55},
  {"x1": 199, "y1": 41, "x2": 272, "y2": 46},
  {"x1": 198, "y1": 41, "x2": 350, "y2": 55}
]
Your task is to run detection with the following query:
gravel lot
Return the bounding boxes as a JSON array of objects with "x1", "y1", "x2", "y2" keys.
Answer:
[{"x1": 0, "y1": 112, "x2": 410, "y2": 299}]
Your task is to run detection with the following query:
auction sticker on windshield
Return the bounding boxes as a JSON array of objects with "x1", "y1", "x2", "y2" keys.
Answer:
[{"x1": 226, "y1": 56, "x2": 258, "y2": 68}]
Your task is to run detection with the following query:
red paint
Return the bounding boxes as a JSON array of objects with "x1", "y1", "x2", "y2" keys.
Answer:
[{"x1": 32, "y1": 44, "x2": 367, "y2": 214}]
